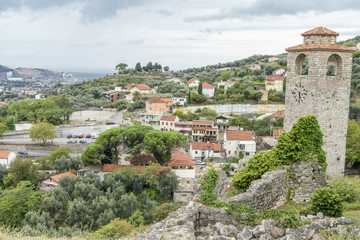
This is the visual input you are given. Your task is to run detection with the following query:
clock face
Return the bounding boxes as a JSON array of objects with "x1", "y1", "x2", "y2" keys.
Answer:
[{"x1": 291, "y1": 82, "x2": 308, "y2": 103}]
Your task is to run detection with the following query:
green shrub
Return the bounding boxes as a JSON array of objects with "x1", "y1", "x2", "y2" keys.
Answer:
[
  {"x1": 91, "y1": 218, "x2": 133, "y2": 239},
  {"x1": 153, "y1": 202, "x2": 179, "y2": 222},
  {"x1": 200, "y1": 169, "x2": 219, "y2": 205},
  {"x1": 310, "y1": 187, "x2": 343, "y2": 217},
  {"x1": 332, "y1": 176, "x2": 360, "y2": 203},
  {"x1": 116, "y1": 104, "x2": 126, "y2": 111},
  {"x1": 129, "y1": 210, "x2": 144, "y2": 227},
  {"x1": 259, "y1": 209, "x2": 303, "y2": 228}
]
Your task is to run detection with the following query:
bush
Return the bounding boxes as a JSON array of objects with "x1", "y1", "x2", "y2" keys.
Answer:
[
  {"x1": 116, "y1": 104, "x2": 126, "y2": 111},
  {"x1": 153, "y1": 202, "x2": 179, "y2": 222},
  {"x1": 332, "y1": 176, "x2": 360, "y2": 203},
  {"x1": 310, "y1": 187, "x2": 343, "y2": 217},
  {"x1": 92, "y1": 218, "x2": 133, "y2": 239}
]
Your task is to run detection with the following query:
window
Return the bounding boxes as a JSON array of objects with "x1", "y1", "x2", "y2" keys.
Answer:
[
  {"x1": 195, "y1": 151, "x2": 198, "y2": 154},
  {"x1": 170, "y1": 123, "x2": 172, "y2": 126},
  {"x1": 295, "y1": 53, "x2": 308, "y2": 75},
  {"x1": 166, "y1": 122, "x2": 168, "y2": 125},
  {"x1": 246, "y1": 152, "x2": 250, "y2": 156},
  {"x1": 235, "y1": 151, "x2": 237, "y2": 155},
  {"x1": 162, "y1": 122, "x2": 164, "y2": 125},
  {"x1": 327, "y1": 54, "x2": 342, "y2": 77},
  {"x1": 182, "y1": 194, "x2": 187, "y2": 198},
  {"x1": 228, "y1": 151, "x2": 231, "y2": 154}
]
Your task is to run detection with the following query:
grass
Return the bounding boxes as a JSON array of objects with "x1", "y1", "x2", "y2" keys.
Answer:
[{"x1": 277, "y1": 202, "x2": 309, "y2": 216}]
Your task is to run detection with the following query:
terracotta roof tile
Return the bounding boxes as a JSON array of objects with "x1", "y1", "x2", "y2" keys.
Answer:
[
  {"x1": 146, "y1": 97, "x2": 165, "y2": 103},
  {"x1": 191, "y1": 142, "x2": 220, "y2": 151},
  {"x1": 192, "y1": 127, "x2": 217, "y2": 131},
  {"x1": 271, "y1": 110, "x2": 285, "y2": 118},
  {"x1": 125, "y1": 83, "x2": 135, "y2": 88},
  {"x1": 161, "y1": 115, "x2": 177, "y2": 121},
  {"x1": 134, "y1": 83, "x2": 151, "y2": 90},
  {"x1": 168, "y1": 148, "x2": 195, "y2": 166},
  {"x1": 0, "y1": 151, "x2": 11, "y2": 158},
  {"x1": 273, "y1": 129, "x2": 284, "y2": 137},
  {"x1": 301, "y1": 27, "x2": 339, "y2": 36},
  {"x1": 266, "y1": 75, "x2": 284, "y2": 81},
  {"x1": 193, "y1": 120, "x2": 213, "y2": 125},
  {"x1": 202, "y1": 82, "x2": 214, "y2": 89},
  {"x1": 105, "y1": 90, "x2": 116, "y2": 94},
  {"x1": 226, "y1": 131, "x2": 254, "y2": 141},
  {"x1": 185, "y1": 78, "x2": 198, "y2": 86},
  {"x1": 50, "y1": 171, "x2": 76, "y2": 183},
  {"x1": 286, "y1": 44, "x2": 356, "y2": 52}
]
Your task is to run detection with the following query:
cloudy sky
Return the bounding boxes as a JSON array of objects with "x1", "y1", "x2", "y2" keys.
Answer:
[{"x1": 0, "y1": 0, "x2": 359, "y2": 73}]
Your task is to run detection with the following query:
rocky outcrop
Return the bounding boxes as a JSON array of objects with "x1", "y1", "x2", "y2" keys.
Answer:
[{"x1": 135, "y1": 200, "x2": 359, "y2": 240}]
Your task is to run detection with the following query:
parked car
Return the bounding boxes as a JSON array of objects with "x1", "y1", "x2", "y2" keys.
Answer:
[
  {"x1": 87, "y1": 122, "x2": 95, "y2": 126},
  {"x1": 85, "y1": 139, "x2": 92, "y2": 144},
  {"x1": 90, "y1": 118, "x2": 97, "y2": 121},
  {"x1": 72, "y1": 140, "x2": 78, "y2": 144},
  {"x1": 18, "y1": 151, "x2": 28, "y2": 156},
  {"x1": 196, "y1": 160, "x2": 206, "y2": 165},
  {"x1": 67, "y1": 140, "x2": 73, "y2": 144},
  {"x1": 86, "y1": 134, "x2": 92, "y2": 138},
  {"x1": 73, "y1": 134, "x2": 78, "y2": 138},
  {"x1": 106, "y1": 122, "x2": 116, "y2": 125},
  {"x1": 78, "y1": 133, "x2": 84, "y2": 138},
  {"x1": 85, "y1": 118, "x2": 90, "y2": 121},
  {"x1": 79, "y1": 140, "x2": 87, "y2": 144},
  {"x1": 67, "y1": 134, "x2": 72, "y2": 138}
]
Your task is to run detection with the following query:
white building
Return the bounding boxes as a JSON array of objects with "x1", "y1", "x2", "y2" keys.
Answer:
[
  {"x1": 185, "y1": 78, "x2": 200, "y2": 88},
  {"x1": 192, "y1": 120, "x2": 218, "y2": 143},
  {"x1": 172, "y1": 97, "x2": 187, "y2": 106},
  {"x1": 224, "y1": 131, "x2": 256, "y2": 159},
  {"x1": 218, "y1": 81, "x2": 235, "y2": 93},
  {"x1": 0, "y1": 151, "x2": 17, "y2": 168},
  {"x1": 160, "y1": 115, "x2": 179, "y2": 131},
  {"x1": 15, "y1": 123, "x2": 33, "y2": 131},
  {"x1": 272, "y1": 68, "x2": 286, "y2": 76},
  {"x1": 168, "y1": 148, "x2": 196, "y2": 178},
  {"x1": 202, "y1": 82, "x2": 215, "y2": 97},
  {"x1": 190, "y1": 142, "x2": 221, "y2": 161}
]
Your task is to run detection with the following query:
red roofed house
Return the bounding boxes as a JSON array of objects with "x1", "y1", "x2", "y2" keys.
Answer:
[
  {"x1": 271, "y1": 110, "x2": 285, "y2": 118},
  {"x1": 192, "y1": 120, "x2": 218, "y2": 143},
  {"x1": 40, "y1": 171, "x2": 77, "y2": 190},
  {"x1": 224, "y1": 131, "x2": 256, "y2": 159},
  {"x1": 0, "y1": 151, "x2": 16, "y2": 168},
  {"x1": 124, "y1": 83, "x2": 135, "y2": 89},
  {"x1": 167, "y1": 148, "x2": 196, "y2": 178},
  {"x1": 185, "y1": 78, "x2": 200, "y2": 87},
  {"x1": 130, "y1": 152, "x2": 158, "y2": 166},
  {"x1": 190, "y1": 142, "x2": 221, "y2": 161},
  {"x1": 273, "y1": 129, "x2": 284, "y2": 139},
  {"x1": 265, "y1": 75, "x2": 284, "y2": 92},
  {"x1": 160, "y1": 115, "x2": 179, "y2": 131},
  {"x1": 130, "y1": 83, "x2": 153, "y2": 95},
  {"x1": 202, "y1": 82, "x2": 215, "y2": 97},
  {"x1": 146, "y1": 97, "x2": 172, "y2": 114}
]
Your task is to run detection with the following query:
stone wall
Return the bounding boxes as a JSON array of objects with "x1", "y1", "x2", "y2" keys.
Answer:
[
  {"x1": 225, "y1": 161, "x2": 328, "y2": 211},
  {"x1": 226, "y1": 167, "x2": 287, "y2": 211}
]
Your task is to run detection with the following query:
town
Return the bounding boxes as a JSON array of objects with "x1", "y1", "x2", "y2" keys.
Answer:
[{"x1": 1, "y1": 26, "x2": 360, "y2": 239}]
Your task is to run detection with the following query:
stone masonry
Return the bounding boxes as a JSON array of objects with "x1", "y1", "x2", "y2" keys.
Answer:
[
  {"x1": 225, "y1": 161, "x2": 328, "y2": 210},
  {"x1": 284, "y1": 27, "x2": 356, "y2": 177}
]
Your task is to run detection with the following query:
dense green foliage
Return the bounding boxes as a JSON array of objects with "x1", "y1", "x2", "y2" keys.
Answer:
[
  {"x1": 91, "y1": 218, "x2": 133, "y2": 239},
  {"x1": 233, "y1": 114, "x2": 326, "y2": 191},
  {"x1": 199, "y1": 169, "x2": 219, "y2": 205},
  {"x1": 310, "y1": 187, "x2": 343, "y2": 217},
  {"x1": 82, "y1": 125, "x2": 185, "y2": 166},
  {"x1": 7, "y1": 158, "x2": 45, "y2": 187},
  {"x1": 346, "y1": 120, "x2": 360, "y2": 166}
]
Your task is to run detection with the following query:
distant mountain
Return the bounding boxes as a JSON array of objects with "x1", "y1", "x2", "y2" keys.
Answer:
[
  {"x1": 13, "y1": 67, "x2": 62, "y2": 80},
  {"x1": 0, "y1": 65, "x2": 12, "y2": 73}
]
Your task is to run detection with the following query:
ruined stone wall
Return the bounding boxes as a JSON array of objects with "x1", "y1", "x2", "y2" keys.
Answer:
[
  {"x1": 226, "y1": 168, "x2": 287, "y2": 211},
  {"x1": 225, "y1": 161, "x2": 328, "y2": 211}
]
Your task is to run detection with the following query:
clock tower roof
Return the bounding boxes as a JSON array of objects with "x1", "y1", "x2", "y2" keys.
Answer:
[{"x1": 301, "y1": 26, "x2": 339, "y2": 36}]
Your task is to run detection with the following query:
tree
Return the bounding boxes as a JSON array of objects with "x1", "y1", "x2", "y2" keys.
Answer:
[
  {"x1": 163, "y1": 66, "x2": 169, "y2": 72},
  {"x1": 115, "y1": 63, "x2": 128, "y2": 74},
  {"x1": 29, "y1": 122, "x2": 56, "y2": 144},
  {"x1": 146, "y1": 62, "x2": 153, "y2": 72},
  {"x1": 9, "y1": 157, "x2": 45, "y2": 187},
  {"x1": 198, "y1": 82, "x2": 203, "y2": 95},
  {"x1": 135, "y1": 62, "x2": 142, "y2": 72},
  {"x1": 191, "y1": 93, "x2": 206, "y2": 104},
  {"x1": 156, "y1": 168, "x2": 178, "y2": 200},
  {"x1": 144, "y1": 131, "x2": 185, "y2": 165},
  {"x1": 133, "y1": 91, "x2": 141, "y2": 100},
  {"x1": 346, "y1": 120, "x2": 360, "y2": 167},
  {"x1": 0, "y1": 122, "x2": 7, "y2": 138},
  {"x1": 187, "y1": 91, "x2": 191, "y2": 104},
  {"x1": 0, "y1": 181, "x2": 42, "y2": 227}
]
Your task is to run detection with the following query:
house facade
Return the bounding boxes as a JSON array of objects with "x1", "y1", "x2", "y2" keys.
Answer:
[
  {"x1": 224, "y1": 131, "x2": 256, "y2": 159},
  {"x1": 192, "y1": 120, "x2": 218, "y2": 143},
  {"x1": 185, "y1": 78, "x2": 200, "y2": 87},
  {"x1": 146, "y1": 97, "x2": 172, "y2": 114},
  {"x1": 190, "y1": 142, "x2": 221, "y2": 161},
  {"x1": 202, "y1": 82, "x2": 215, "y2": 97},
  {"x1": 172, "y1": 97, "x2": 187, "y2": 106},
  {"x1": 41, "y1": 171, "x2": 77, "y2": 190},
  {"x1": 160, "y1": 115, "x2": 179, "y2": 131},
  {"x1": 130, "y1": 83, "x2": 153, "y2": 95},
  {"x1": 174, "y1": 121, "x2": 193, "y2": 140},
  {"x1": 0, "y1": 151, "x2": 16, "y2": 167},
  {"x1": 265, "y1": 75, "x2": 284, "y2": 92}
]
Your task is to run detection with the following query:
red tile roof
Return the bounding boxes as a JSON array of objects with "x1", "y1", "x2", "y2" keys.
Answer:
[
  {"x1": 191, "y1": 142, "x2": 220, "y2": 151},
  {"x1": 163, "y1": 98, "x2": 173, "y2": 103},
  {"x1": 105, "y1": 90, "x2": 116, "y2": 94},
  {"x1": 130, "y1": 152, "x2": 158, "y2": 165},
  {"x1": 134, "y1": 83, "x2": 151, "y2": 90},
  {"x1": 193, "y1": 120, "x2": 213, "y2": 125},
  {"x1": 273, "y1": 129, "x2": 284, "y2": 137},
  {"x1": 168, "y1": 148, "x2": 195, "y2": 166},
  {"x1": 185, "y1": 78, "x2": 198, "y2": 86},
  {"x1": 161, "y1": 115, "x2": 177, "y2": 121},
  {"x1": 125, "y1": 83, "x2": 135, "y2": 89},
  {"x1": 286, "y1": 44, "x2": 355, "y2": 52},
  {"x1": 146, "y1": 97, "x2": 166, "y2": 103},
  {"x1": 266, "y1": 75, "x2": 284, "y2": 81},
  {"x1": 301, "y1": 26, "x2": 339, "y2": 36},
  {"x1": 226, "y1": 131, "x2": 254, "y2": 141},
  {"x1": 0, "y1": 151, "x2": 11, "y2": 158},
  {"x1": 192, "y1": 127, "x2": 217, "y2": 131},
  {"x1": 50, "y1": 171, "x2": 76, "y2": 183},
  {"x1": 0, "y1": 102, "x2": 7, "y2": 105},
  {"x1": 202, "y1": 82, "x2": 214, "y2": 89},
  {"x1": 271, "y1": 110, "x2": 285, "y2": 118}
]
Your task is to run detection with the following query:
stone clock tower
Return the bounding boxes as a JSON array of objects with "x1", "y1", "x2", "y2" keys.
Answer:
[{"x1": 284, "y1": 27, "x2": 355, "y2": 177}]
